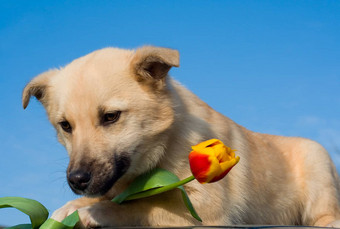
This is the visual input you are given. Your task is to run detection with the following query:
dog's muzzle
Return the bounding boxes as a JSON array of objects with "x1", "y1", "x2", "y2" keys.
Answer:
[{"x1": 67, "y1": 153, "x2": 131, "y2": 196}]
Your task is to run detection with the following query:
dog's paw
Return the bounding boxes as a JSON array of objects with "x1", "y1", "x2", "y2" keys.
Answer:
[
  {"x1": 76, "y1": 206, "x2": 102, "y2": 228},
  {"x1": 51, "y1": 200, "x2": 87, "y2": 222},
  {"x1": 76, "y1": 200, "x2": 116, "y2": 228},
  {"x1": 327, "y1": 220, "x2": 340, "y2": 228},
  {"x1": 51, "y1": 198, "x2": 113, "y2": 228},
  {"x1": 52, "y1": 202, "x2": 102, "y2": 228}
]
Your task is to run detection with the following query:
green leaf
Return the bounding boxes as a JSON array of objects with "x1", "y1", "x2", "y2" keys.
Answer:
[
  {"x1": 178, "y1": 186, "x2": 202, "y2": 222},
  {"x1": 5, "y1": 224, "x2": 33, "y2": 229},
  {"x1": 39, "y1": 210, "x2": 79, "y2": 229},
  {"x1": 39, "y1": 219, "x2": 64, "y2": 229},
  {"x1": 112, "y1": 168, "x2": 180, "y2": 204},
  {"x1": 0, "y1": 197, "x2": 49, "y2": 229},
  {"x1": 61, "y1": 210, "x2": 79, "y2": 227},
  {"x1": 112, "y1": 168, "x2": 201, "y2": 221}
]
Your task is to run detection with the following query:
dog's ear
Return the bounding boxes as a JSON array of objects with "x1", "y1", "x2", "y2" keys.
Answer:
[
  {"x1": 130, "y1": 46, "x2": 179, "y2": 83},
  {"x1": 22, "y1": 69, "x2": 58, "y2": 109}
]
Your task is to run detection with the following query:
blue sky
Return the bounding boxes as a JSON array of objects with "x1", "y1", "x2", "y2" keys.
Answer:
[{"x1": 1, "y1": 1, "x2": 340, "y2": 226}]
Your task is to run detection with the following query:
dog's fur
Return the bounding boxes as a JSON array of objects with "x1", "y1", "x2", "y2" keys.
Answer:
[{"x1": 23, "y1": 46, "x2": 340, "y2": 227}]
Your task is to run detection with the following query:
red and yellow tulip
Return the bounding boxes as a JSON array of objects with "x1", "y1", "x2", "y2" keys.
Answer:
[{"x1": 189, "y1": 139, "x2": 240, "y2": 183}]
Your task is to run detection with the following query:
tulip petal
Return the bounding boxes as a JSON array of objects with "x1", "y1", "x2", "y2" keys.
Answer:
[
  {"x1": 212, "y1": 144, "x2": 228, "y2": 161},
  {"x1": 204, "y1": 155, "x2": 224, "y2": 183},
  {"x1": 209, "y1": 156, "x2": 239, "y2": 183},
  {"x1": 188, "y1": 151, "x2": 211, "y2": 183},
  {"x1": 191, "y1": 139, "x2": 221, "y2": 152},
  {"x1": 220, "y1": 156, "x2": 240, "y2": 172}
]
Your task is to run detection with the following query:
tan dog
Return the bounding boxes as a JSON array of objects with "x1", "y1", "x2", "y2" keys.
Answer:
[{"x1": 23, "y1": 46, "x2": 340, "y2": 227}]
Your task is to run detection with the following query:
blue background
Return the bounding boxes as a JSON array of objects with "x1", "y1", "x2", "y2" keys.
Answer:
[{"x1": 1, "y1": 1, "x2": 340, "y2": 226}]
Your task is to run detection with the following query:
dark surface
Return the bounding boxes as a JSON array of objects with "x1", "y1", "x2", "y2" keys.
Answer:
[
  {"x1": 0, "y1": 226, "x2": 334, "y2": 229},
  {"x1": 0, "y1": 225, "x2": 335, "y2": 229},
  {"x1": 101, "y1": 226, "x2": 332, "y2": 229}
]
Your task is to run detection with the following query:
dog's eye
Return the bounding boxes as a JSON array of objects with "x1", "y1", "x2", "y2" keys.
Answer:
[
  {"x1": 102, "y1": 111, "x2": 121, "y2": 125},
  {"x1": 59, "y1": 121, "x2": 72, "y2": 133}
]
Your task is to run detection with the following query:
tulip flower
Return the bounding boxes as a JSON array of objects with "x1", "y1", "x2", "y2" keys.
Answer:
[{"x1": 189, "y1": 139, "x2": 240, "y2": 183}]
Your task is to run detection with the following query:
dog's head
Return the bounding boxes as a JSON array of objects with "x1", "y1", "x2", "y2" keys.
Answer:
[{"x1": 22, "y1": 46, "x2": 179, "y2": 196}]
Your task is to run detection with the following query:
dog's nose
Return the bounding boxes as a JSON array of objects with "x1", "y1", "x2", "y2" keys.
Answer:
[{"x1": 68, "y1": 170, "x2": 91, "y2": 191}]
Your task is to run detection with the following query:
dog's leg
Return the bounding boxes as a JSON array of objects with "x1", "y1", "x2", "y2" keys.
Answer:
[
  {"x1": 306, "y1": 185, "x2": 340, "y2": 227},
  {"x1": 327, "y1": 219, "x2": 340, "y2": 228},
  {"x1": 300, "y1": 141, "x2": 340, "y2": 227},
  {"x1": 310, "y1": 197, "x2": 340, "y2": 227},
  {"x1": 51, "y1": 197, "x2": 103, "y2": 222}
]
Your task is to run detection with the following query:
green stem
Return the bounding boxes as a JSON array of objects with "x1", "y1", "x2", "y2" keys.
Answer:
[{"x1": 126, "y1": 175, "x2": 195, "y2": 201}]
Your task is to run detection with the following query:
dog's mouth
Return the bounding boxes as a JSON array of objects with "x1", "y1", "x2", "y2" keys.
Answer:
[{"x1": 67, "y1": 153, "x2": 131, "y2": 196}]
